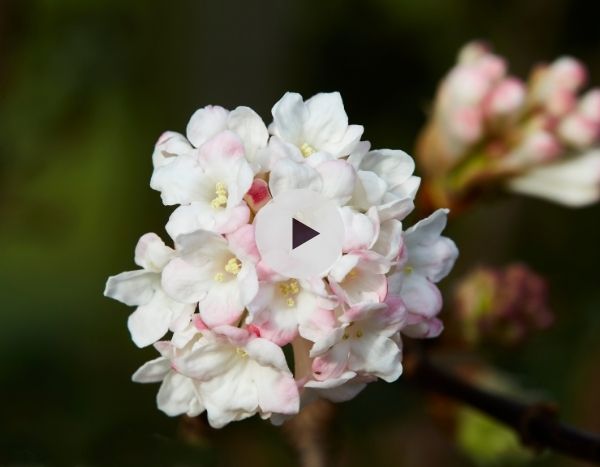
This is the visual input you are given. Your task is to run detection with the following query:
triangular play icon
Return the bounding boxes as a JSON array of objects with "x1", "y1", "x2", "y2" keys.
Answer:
[{"x1": 292, "y1": 218, "x2": 320, "y2": 249}]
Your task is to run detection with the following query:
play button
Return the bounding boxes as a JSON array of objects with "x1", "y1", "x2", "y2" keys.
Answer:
[
  {"x1": 254, "y1": 189, "x2": 344, "y2": 279},
  {"x1": 292, "y1": 218, "x2": 319, "y2": 249}
]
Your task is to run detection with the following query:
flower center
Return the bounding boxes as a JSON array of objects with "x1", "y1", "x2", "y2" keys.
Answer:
[
  {"x1": 300, "y1": 142, "x2": 316, "y2": 158},
  {"x1": 279, "y1": 279, "x2": 300, "y2": 307},
  {"x1": 342, "y1": 322, "x2": 363, "y2": 340},
  {"x1": 236, "y1": 347, "x2": 248, "y2": 358},
  {"x1": 211, "y1": 182, "x2": 228, "y2": 209},
  {"x1": 214, "y1": 257, "x2": 242, "y2": 282},
  {"x1": 403, "y1": 265, "x2": 414, "y2": 274}
]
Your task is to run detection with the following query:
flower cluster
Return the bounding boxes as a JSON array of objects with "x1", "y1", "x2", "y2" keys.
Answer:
[
  {"x1": 418, "y1": 41, "x2": 600, "y2": 208},
  {"x1": 104, "y1": 92, "x2": 458, "y2": 428}
]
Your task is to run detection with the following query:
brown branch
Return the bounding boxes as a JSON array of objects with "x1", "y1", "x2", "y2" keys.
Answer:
[{"x1": 404, "y1": 350, "x2": 600, "y2": 464}]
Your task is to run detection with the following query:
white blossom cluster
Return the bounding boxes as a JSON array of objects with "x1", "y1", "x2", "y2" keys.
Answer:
[{"x1": 104, "y1": 92, "x2": 458, "y2": 428}]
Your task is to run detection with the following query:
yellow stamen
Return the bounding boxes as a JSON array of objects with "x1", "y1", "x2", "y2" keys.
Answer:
[
  {"x1": 300, "y1": 142, "x2": 315, "y2": 158},
  {"x1": 214, "y1": 272, "x2": 225, "y2": 282},
  {"x1": 224, "y1": 257, "x2": 242, "y2": 275},
  {"x1": 279, "y1": 280, "x2": 300, "y2": 308},
  {"x1": 355, "y1": 329, "x2": 363, "y2": 338},
  {"x1": 236, "y1": 347, "x2": 248, "y2": 358},
  {"x1": 211, "y1": 182, "x2": 228, "y2": 208},
  {"x1": 342, "y1": 333, "x2": 349, "y2": 340},
  {"x1": 404, "y1": 265, "x2": 414, "y2": 274}
]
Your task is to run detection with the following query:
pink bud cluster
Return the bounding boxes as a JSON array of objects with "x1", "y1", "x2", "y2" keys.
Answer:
[{"x1": 418, "y1": 41, "x2": 600, "y2": 207}]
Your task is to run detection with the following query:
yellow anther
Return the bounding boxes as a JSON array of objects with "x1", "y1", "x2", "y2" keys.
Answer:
[
  {"x1": 403, "y1": 265, "x2": 414, "y2": 274},
  {"x1": 288, "y1": 280, "x2": 299, "y2": 294},
  {"x1": 224, "y1": 257, "x2": 242, "y2": 275},
  {"x1": 236, "y1": 347, "x2": 248, "y2": 358},
  {"x1": 287, "y1": 297, "x2": 295, "y2": 307},
  {"x1": 214, "y1": 272, "x2": 225, "y2": 282},
  {"x1": 279, "y1": 280, "x2": 300, "y2": 308},
  {"x1": 211, "y1": 182, "x2": 228, "y2": 208},
  {"x1": 347, "y1": 268, "x2": 359, "y2": 279},
  {"x1": 355, "y1": 329, "x2": 363, "y2": 338},
  {"x1": 300, "y1": 142, "x2": 315, "y2": 158},
  {"x1": 342, "y1": 333, "x2": 350, "y2": 340}
]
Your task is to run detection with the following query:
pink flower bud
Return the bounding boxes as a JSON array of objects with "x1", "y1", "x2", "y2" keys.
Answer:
[
  {"x1": 447, "y1": 67, "x2": 493, "y2": 106},
  {"x1": 546, "y1": 87, "x2": 577, "y2": 117},
  {"x1": 519, "y1": 130, "x2": 562, "y2": 163},
  {"x1": 475, "y1": 55, "x2": 507, "y2": 82},
  {"x1": 558, "y1": 112, "x2": 600, "y2": 149},
  {"x1": 448, "y1": 106, "x2": 483, "y2": 144},
  {"x1": 244, "y1": 178, "x2": 272, "y2": 212},
  {"x1": 458, "y1": 41, "x2": 491, "y2": 64},
  {"x1": 485, "y1": 78, "x2": 526, "y2": 118},
  {"x1": 579, "y1": 89, "x2": 600, "y2": 123},
  {"x1": 549, "y1": 56, "x2": 587, "y2": 91}
]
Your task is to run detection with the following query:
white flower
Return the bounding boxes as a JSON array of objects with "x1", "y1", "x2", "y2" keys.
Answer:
[
  {"x1": 173, "y1": 325, "x2": 299, "y2": 428},
  {"x1": 158, "y1": 131, "x2": 254, "y2": 238},
  {"x1": 161, "y1": 225, "x2": 259, "y2": 327},
  {"x1": 507, "y1": 150, "x2": 600, "y2": 207},
  {"x1": 328, "y1": 251, "x2": 390, "y2": 306},
  {"x1": 132, "y1": 341, "x2": 205, "y2": 417},
  {"x1": 387, "y1": 209, "x2": 458, "y2": 338},
  {"x1": 349, "y1": 148, "x2": 421, "y2": 221},
  {"x1": 269, "y1": 92, "x2": 364, "y2": 159},
  {"x1": 247, "y1": 277, "x2": 336, "y2": 345},
  {"x1": 104, "y1": 233, "x2": 195, "y2": 347},
  {"x1": 309, "y1": 302, "x2": 405, "y2": 383}
]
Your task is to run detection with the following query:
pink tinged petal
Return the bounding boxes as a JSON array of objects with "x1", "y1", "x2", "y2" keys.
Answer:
[
  {"x1": 244, "y1": 178, "x2": 272, "y2": 212},
  {"x1": 312, "y1": 340, "x2": 350, "y2": 380},
  {"x1": 227, "y1": 106, "x2": 269, "y2": 159},
  {"x1": 186, "y1": 105, "x2": 229, "y2": 148},
  {"x1": 348, "y1": 334, "x2": 402, "y2": 382},
  {"x1": 402, "y1": 314, "x2": 444, "y2": 339},
  {"x1": 249, "y1": 304, "x2": 299, "y2": 346},
  {"x1": 309, "y1": 327, "x2": 346, "y2": 357},
  {"x1": 268, "y1": 158, "x2": 322, "y2": 197},
  {"x1": 157, "y1": 371, "x2": 205, "y2": 417},
  {"x1": 132, "y1": 357, "x2": 170, "y2": 383},
  {"x1": 447, "y1": 67, "x2": 493, "y2": 106},
  {"x1": 227, "y1": 223, "x2": 260, "y2": 263},
  {"x1": 270, "y1": 92, "x2": 307, "y2": 145},
  {"x1": 134, "y1": 233, "x2": 173, "y2": 272},
  {"x1": 127, "y1": 289, "x2": 177, "y2": 347},
  {"x1": 197, "y1": 130, "x2": 246, "y2": 165},
  {"x1": 254, "y1": 365, "x2": 299, "y2": 415},
  {"x1": 165, "y1": 202, "x2": 249, "y2": 239},
  {"x1": 517, "y1": 131, "x2": 563, "y2": 164},
  {"x1": 297, "y1": 306, "x2": 337, "y2": 343},
  {"x1": 199, "y1": 281, "x2": 246, "y2": 327},
  {"x1": 104, "y1": 270, "x2": 157, "y2": 307},
  {"x1": 341, "y1": 207, "x2": 379, "y2": 253},
  {"x1": 400, "y1": 274, "x2": 443, "y2": 318},
  {"x1": 152, "y1": 131, "x2": 194, "y2": 168},
  {"x1": 546, "y1": 88, "x2": 577, "y2": 117},
  {"x1": 315, "y1": 160, "x2": 356, "y2": 204},
  {"x1": 161, "y1": 257, "x2": 212, "y2": 304}
]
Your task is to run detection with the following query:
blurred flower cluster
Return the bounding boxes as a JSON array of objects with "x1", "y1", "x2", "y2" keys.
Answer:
[
  {"x1": 453, "y1": 263, "x2": 553, "y2": 347},
  {"x1": 418, "y1": 41, "x2": 600, "y2": 209},
  {"x1": 104, "y1": 92, "x2": 458, "y2": 428}
]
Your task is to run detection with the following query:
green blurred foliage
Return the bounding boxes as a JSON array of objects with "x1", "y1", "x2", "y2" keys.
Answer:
[{"x1": 1, "y1": 0, "x2": 600, "y2": 465}]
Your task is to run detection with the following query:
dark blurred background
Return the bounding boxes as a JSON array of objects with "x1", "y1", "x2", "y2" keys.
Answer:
[{"x1": 1, "y1": 0, "x2": 600, "y2": 465}]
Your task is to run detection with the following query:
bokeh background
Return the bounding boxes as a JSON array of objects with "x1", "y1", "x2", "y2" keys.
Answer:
[{"x1": 2, "y1": 0, "x2": 600, "y2": 465}]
